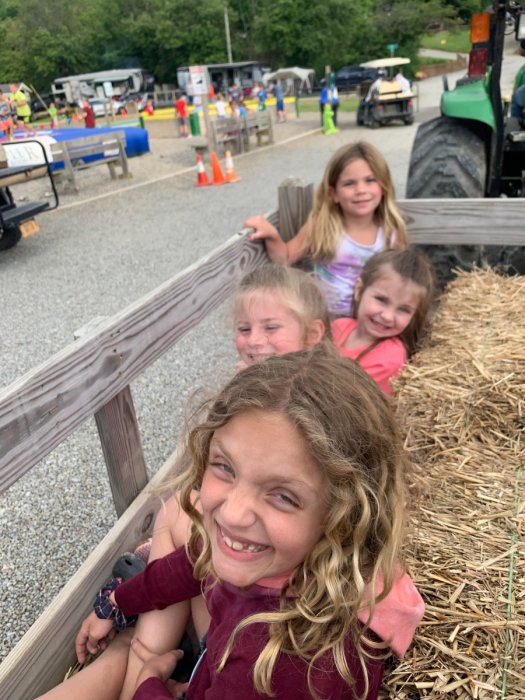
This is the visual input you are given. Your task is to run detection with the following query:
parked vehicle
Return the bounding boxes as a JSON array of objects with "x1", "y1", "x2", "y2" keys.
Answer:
[
  {"x1": 334, "y1": 64, "x2": 379, "y2": 90},
  {"x1": 356, "y1": 57, "x2": 415, "y2": 128},
  {"x1": 88, "y1": 98, "x2": 125, "y2": 117},
  {"x1": 0, "y1": 141, "x2": 59, "y2": 251},
  {"x1": 52, "y1": 68, "x2": 154, "y2": 107},
  {"x1": 406, "y1": 1, "x2": 525, "y2": 278}
]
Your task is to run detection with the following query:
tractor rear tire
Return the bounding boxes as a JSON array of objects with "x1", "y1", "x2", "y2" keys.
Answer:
[
  {"x1": 406, "y1": 116, "x2": 488, "y2": 285},
  {"x1": 407, "y1": 116, "x2": 486, "y2": 198}
]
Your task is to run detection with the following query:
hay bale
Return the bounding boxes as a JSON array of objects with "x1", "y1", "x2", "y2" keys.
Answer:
[{"x1": 382, "y1": 270, "x2": 524, "y2": 699}]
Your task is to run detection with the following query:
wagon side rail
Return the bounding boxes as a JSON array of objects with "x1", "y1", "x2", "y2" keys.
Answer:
[{"x1": 1, "y1": 187, "x2": 525, "y2": 698}]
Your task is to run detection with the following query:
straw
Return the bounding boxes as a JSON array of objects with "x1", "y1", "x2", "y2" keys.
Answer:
[{"x1": 380, "y1": 269, "x2": 524, "y2": 700}]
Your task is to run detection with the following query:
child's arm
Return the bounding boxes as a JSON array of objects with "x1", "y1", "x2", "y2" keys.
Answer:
[
  {"x1": 244, "y1": 215, "x2": 311, "y2": 265},
  {"x1": 131, "y1": 639, "x2": 185, "y2": 700}
]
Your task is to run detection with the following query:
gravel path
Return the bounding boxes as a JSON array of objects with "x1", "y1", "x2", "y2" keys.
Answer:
[{"x1": 0, "y1": 44, "x2": 520, "y2": 662}]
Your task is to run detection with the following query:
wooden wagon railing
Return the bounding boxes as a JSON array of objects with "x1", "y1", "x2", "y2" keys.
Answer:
[{"x1": 1, "y1": 183, "x2": 524, "y2": 699}]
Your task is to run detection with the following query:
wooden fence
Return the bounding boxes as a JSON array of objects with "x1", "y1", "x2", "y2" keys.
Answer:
[{"x1": 1, "y1": 183, "x2": 524, "y2": 698}]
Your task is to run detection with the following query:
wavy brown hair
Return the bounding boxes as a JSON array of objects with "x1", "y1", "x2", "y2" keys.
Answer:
[
  {"x1": 174, "y1": 347, "x2": 408, "y2": 698},
  {"x1": 305, "y1": 141, "x2": 408, "y2": 262}
]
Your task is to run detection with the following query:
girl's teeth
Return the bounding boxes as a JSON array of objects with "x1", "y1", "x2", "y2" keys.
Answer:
[{"x1": 222, "y1": 532, "x2": 265, "y2": 552}]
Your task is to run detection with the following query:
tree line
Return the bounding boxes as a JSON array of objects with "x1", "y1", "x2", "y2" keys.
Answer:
[{"x1": 0, "y1": 0, "x2": 482, "y2": 93}]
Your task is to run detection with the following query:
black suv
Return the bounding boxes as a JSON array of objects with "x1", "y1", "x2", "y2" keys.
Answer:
[{"x1": 334, "y1": 65, "x2": 379, "y2": 90}]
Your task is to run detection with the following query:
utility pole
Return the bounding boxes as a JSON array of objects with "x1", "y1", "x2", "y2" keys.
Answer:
[{"x1": 224, "y1": 3, "x2": 233, "y2": 63}]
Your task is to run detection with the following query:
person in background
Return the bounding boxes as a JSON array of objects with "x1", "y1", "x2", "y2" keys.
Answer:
[
  {"x1": 174, "y1": 93, "x2": 189, "y2": 137},
  {"x1": 395, "y1": 68, "x2": 411, "y2": 94},
  {"x1": 0, "y1": 88, "x2": 14, "y2": 140},
  {"x1": 81, "y1": 98, "x2": 96, "y2": 129},
  {"x1": 215, "y1": 93, "x2": 226, "y2": 118},
  {"x1": 319, "y1": 78, "x2": 328, "y2": 126},
  {"x1": 329, "y1": 83, "x2": 340, "y2": 126},
  {"x1": 48, "y1": 102, "x2": 59, "y2": 128},
  {"x1": 9, "y1": 82, "x2": 33, "y2": 136},
  {"x1": 271, "y1": 80, "x2": 286, "y2": 122},
  {"x1": 257, "y1": 82, "x2": 267, "y2": 111},
  {"x1": 144, "y1": 100, "x2": 155, "y2": 116}
]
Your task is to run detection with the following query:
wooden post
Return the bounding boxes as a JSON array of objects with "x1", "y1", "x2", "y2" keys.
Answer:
[
  {"x1": 277, "y1": 177, "x2": 314, "y2": 242},
  {"x1": 74, "y1": 318, "x2": 148, "y2": 516},
  {"x1": 93, "y1": 386, "x2": 149, "y2": 516}
]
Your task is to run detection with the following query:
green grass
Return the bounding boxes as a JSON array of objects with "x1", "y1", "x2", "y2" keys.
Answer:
[
  {"x1": 417, "y1": 56, "x2": 451, "y2": 66},
  {"x1": 420, "y1": 29, "x2": 471, "y2": 53}
]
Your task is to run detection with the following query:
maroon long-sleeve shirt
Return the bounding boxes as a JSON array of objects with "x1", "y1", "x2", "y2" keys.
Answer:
[{"x1": 115, "y1": 547, "x2": 384, "y2": 700}]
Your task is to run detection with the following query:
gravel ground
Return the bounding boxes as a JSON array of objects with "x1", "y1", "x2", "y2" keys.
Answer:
[{"x1": 1, "y1": 47, "x2": 519, "y2": 662}]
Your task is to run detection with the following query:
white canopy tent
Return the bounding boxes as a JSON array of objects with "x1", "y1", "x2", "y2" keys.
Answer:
[{"x1": 262, "y1": 67, "x2": 315, "y2": 95}]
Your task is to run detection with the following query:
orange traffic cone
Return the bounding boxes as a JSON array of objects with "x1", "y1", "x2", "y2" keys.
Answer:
[
  {"x1": 195, "y1": 154, "x2": 211, "y2": 187},
  {"x1": 224, "y1": 150, "x2": 240, "y2": 183},
  {"x1": 210, "y1": 151, "x2": 227, "y2": 185}
]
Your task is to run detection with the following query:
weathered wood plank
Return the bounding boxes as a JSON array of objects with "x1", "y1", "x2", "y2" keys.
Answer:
[
  {"x1": 399, "y1": 198, "x2": 525, "y2": 244},
  {"x1": 94, "y1": 386, "x2": 149, "y2": 516},
  {"x1": 278, "y1": 177, "x2": 313, "y2": 242},
  {"x1": 0, "y1": 232, "x2": 269, "y2": 495},
  {"x1": 0, "y1": 449, "x2": 179, "y2": 700}
]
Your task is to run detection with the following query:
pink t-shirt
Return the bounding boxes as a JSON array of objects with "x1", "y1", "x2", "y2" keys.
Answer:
[{"x1": 332, "y1": 317, "x2": 407, "y2": 395}]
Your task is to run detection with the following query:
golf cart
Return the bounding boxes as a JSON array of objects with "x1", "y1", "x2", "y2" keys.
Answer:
[{"x1": 356, "y1": 57, "x2": 415, "y2": 128}]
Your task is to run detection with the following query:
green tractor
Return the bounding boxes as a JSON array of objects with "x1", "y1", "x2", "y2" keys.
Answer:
[{"x1": 406, "y1": 1, "x2": 525, "y2": 278}]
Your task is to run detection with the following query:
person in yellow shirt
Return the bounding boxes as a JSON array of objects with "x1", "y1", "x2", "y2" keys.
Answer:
[{"x1": 9, "y1": 83, "x2": 34, "y2": 136}]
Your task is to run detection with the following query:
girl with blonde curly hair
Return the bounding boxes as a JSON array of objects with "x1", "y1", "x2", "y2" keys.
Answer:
[{"x1": 65, "y1": 348, "x2": 423, "y2": 700}]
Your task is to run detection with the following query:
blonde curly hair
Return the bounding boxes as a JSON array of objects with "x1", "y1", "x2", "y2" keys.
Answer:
[{"x1": 175, "y1": 347, "x2": 408, "y2": 698}]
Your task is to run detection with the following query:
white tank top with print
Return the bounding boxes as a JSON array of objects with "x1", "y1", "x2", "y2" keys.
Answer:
[{"x1": 314, "y1": 227, "x2": 386, "y2": 316}]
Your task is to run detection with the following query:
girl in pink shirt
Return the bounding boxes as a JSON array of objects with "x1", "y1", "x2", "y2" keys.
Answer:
[{"x1": 333, "y1": 249, "x2": 436, "y2": 395}]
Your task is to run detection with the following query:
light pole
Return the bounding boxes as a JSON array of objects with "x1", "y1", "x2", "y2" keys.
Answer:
[{"x1": 224, "y1": 4, "x2": 233, "y2": 63}]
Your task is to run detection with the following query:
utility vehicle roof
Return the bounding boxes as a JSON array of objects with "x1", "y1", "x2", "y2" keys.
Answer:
[{"x1": 360, "y1": 57, "x2": 411, "y2": 68}]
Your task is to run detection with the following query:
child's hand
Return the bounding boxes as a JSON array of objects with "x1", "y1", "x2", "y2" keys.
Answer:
[
  {"x1": 131, "y1": 638, "x2": 185, "y2": 694},
  {"x1": 244, "y1": 215, "x2": 280, "y2": 243},
  {"x1": 75, "y1": 611, "x2": 115, "y2": 663},
  {"x1": 235, "y1": 359, "x2": 250, "y2": 372}
]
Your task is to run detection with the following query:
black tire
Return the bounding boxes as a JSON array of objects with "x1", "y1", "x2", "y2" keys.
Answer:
[
  {"x1": 403, "y1": 115, "x2": 414, "y2": 125},
  {"x1": 406, "y1": 116, "x2": 488, "y2": 285},
  {"x1": 0, "y1": 224, "x2": 22, "y2": 251},
  {"x1": 407, "y1": 116, "x2": 486, "y2": 198},
  {"x1": 367, "y1": 105, "x2": 380, "y2": 128},
  {"x1": 356, "y1": 103, "x2": 364, "y2": 126}
]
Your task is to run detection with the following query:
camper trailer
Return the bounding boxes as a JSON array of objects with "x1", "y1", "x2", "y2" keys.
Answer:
[
  {"x1": 51, "y1": 68, "x2": 154, "y2": 106},
  {"x1": 177, "y1": 61, "x2": 270, "y2": 97}
]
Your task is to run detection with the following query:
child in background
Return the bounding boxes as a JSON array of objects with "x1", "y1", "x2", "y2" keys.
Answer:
[
  {"x1": 0, "y1": 89, "x2": 13, "y2": 140},
  {"x1": 215, "y1": 92, "x2": 226, "y2": 118},
  {"x1": 245, "y1": 141, "x2": 408, "y2": 317},
  {"x1": 48, "y1": 102, "x2": 59, "y2": 128},
  {"x1": 69, "y1": 350, "x2": 420, "y2": 699},
  {"x1": 174, "y1": 93, "x2": 189, "y2": 137},
  {"x1": 334, "y1": 249, "x2": 436, "y2": 395}
]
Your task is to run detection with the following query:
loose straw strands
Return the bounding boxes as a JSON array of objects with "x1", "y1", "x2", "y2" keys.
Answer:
[{"x1": 381, "y1": 270, "x2": 524, "y2": 700}]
